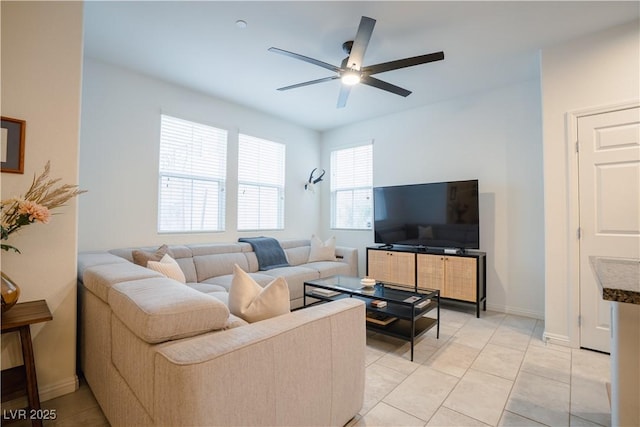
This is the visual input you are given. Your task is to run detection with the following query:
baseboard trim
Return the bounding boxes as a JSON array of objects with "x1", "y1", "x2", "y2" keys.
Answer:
[
  {"x1": 2, "y1": 375, "x2": 79, "y2": 410},
  {"x1": 485, "y1": 303, "x2": 544, "y2": 320},
  {"x1": 39, "y1": 375, "x2": 79, "y2": 402},
  {"x1": 543, "y1": 331, "x2": 572, "y2": 348}
]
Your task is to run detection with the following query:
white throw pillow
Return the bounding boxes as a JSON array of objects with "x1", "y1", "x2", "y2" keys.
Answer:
[
  {"x1": 308, "y1": 234, "x2": 337, "y2": 262},
  {"x1": 228, "y1": 264, "x2": 290, "y2": 323},
  {"x1": 147, "y1": 254, "x2": 186, "y2": 284}
]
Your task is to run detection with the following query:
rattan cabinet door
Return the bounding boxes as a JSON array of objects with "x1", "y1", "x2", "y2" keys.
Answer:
[
  {"x1": 367, "y1": 250, "x2": 415, "y2": 286},
  {"x1": 444, "y1": 256, "x2": 477, "y2": 302},
  {"x1": 417, "y1": 254, "x2": 444, "y2": 292}
]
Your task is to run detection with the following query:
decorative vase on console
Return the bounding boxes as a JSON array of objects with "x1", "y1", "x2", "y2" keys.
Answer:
[
  {"x1": 1, "y1": 272, "x2": 20, "y2": 314},
  {"x1": 1, "y1": 161, "x2": 85, "y2": 313}
]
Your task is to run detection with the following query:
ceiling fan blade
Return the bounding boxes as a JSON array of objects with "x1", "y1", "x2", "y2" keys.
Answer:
[
  {"x1": 337, "y1": 85, "x2": 352, "y2": 108},
  {"x1": 268, "y1": 47, "x2": 341, "y2": 73},
  {"x1": 362, "y1": 51, "x2": 445, "y2": 75},
  {"x1": 361, "y1": 76, "x2": 412, "y2": 97},
  {"x1": 346, "y1": 16, "x2": 376, "y2": 71},
  {"x1": 276, "y1": 76, "x2": 339, "y2": 91}
]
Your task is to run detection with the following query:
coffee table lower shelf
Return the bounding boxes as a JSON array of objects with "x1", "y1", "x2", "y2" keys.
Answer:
[
  {"x1": 303, "y1": 280, "x2": 439, "y2": 362},
  {"x1": 366, "y1": 315, "x2": 437, "y2": 343}
]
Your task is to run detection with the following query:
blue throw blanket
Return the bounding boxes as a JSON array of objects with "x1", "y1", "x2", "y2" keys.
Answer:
[{"x1": 238, "y1": 237, "x2": 290, "y2": 271}]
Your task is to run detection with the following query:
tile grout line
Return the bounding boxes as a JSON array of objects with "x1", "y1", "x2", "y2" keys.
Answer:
[{"x1": 424, "y1": 311, "x2": 505, "y2": 425}]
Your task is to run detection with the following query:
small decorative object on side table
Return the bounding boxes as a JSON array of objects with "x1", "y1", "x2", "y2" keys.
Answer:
[
  {"x1": 1, "y1": 272, "x2": 21, "y2": 313},
  {"x1": 1, "y1": 300, "x2": 53, "y2": 427}
]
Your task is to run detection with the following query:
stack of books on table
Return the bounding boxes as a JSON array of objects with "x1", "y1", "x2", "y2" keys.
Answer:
[
  {"x1": 311, "y1": 288, "x2": 340, "y2": 297},
  {"x1": 365, "y1": 311, "x2": 397, "y2": 326},
  {"x1": 415, "y1": 299, "x2": 431, "y2": 309}
]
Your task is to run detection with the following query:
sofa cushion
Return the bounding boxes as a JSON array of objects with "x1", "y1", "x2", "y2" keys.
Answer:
[
  {"x1": 188, "y1": 283, "x2": 227, "y2": 294},
  {"x1": 223, "y1": 313, "x2": 249, "y2": 329},
  {"x1": 147, "y1": 254, "x2": 187, "y2": 284},
  {"x1": 83, "y1": 262, "x2": 163, "y2": 303},
  {"x1": 304, "y1": 261, "x2": 352, "y2": 278},
  {"x1": 262, "y1": 265, "x2": 320, "y2": 300},
  {"x1": 193, "y1": 253, "x2": 249, "y2": 282},
  {"x1": 308, "y1": 235, "x2": 337, "y2": 262},
  {"x1": 283, "y1": 246, "x2": 310, "y2": 266},
  {"x1": 109, "y1": 278, "x2": 230, "y2": 343},
  {"x1": 77, "y1": 252, "x2": 130, "y2": 282},
  {"x1": 228, "y1": 264, "x2": 290, "y2": 323},
  {"x1": 202, "y1": 271, "x2": 276, "y2": 291}
]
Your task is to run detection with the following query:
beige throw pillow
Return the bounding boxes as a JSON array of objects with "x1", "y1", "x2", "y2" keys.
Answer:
[
  {"x1": 132, "y1": 244, "x2": 169, "y2": 267},
  {"x1": 147, "y1": 254, "x2": 186, "y2": 284},
  {"x1": 308, "y1": 234, "x2": 336, "y2": 262},
  {"x1": 419, "y1": 225, "x2": 434, "y2": 239},
  {"x1": 228, "y1": 264, "x2": 290, "y2": 323}
]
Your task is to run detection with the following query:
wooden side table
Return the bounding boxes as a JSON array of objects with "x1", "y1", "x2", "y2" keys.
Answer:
[{"x1": 1, "y1": 300, "x2": 53, "y2": 427}]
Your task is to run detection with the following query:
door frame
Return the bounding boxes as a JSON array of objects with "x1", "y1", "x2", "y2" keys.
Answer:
[{"x1": 566, "y1": 100, "x2": 639, "y2": 348}]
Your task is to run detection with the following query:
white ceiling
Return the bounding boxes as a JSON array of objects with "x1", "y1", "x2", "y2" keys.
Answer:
[{"x1": 83, "y1": 1, "x2": 639, "y2": 131}]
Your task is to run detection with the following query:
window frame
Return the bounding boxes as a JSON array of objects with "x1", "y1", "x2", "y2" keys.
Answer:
[
  {"x1": 157, "y1": 114, "x2": 228, "y2": 234},
  {"x1": 330, "y1": 142, "x2": 373, "y2": 230},
  {"x1": 237, "y1": 133, "x2": 286, "y2": 231}
]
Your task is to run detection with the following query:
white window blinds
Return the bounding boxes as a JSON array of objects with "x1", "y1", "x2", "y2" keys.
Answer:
[
  {"x1": 330, "y1": 143, "x2": 373, "y2": 229},
  {"x1": 237, "y1": 134, "x2": 285, "y2": 230},
  {"x1": 158, "y1": 115, "x2": 227, "y2": 233}
]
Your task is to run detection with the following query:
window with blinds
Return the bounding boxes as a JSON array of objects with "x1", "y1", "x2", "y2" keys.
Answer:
[
  {"x1": 237, "y1": 134, "x2": 285, "y2": 230},
  {"x1": 158, "y1": 115, "x2": 227, "y2": 233},
  {"x1": 330, "y1": 143, "x2": 373, "y2": 230}
]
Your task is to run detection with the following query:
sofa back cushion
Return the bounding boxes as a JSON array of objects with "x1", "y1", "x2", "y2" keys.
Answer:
[
  {"x1": 194, "y1": 253, "x2": 250, "y2": 282},
  {"x1": 109, "y1": 278, "x2": 230, "y2": 343},
  {"x1": 279, "y1": 239, "x2": 311, "y2": 266},
  {"x1": 83, "y1": 261, "x2": 163, "y2": 303},
  {"x1": 78, "y1": 252, "x2": 131, "y2": 282},
  {"x1": 167, "y1": 246, "x2": 198, "y2": 283}
]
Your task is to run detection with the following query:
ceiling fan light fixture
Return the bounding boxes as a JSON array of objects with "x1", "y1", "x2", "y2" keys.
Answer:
[{"x1": 341, "y1": 70, "x2": 361, "y2": 86}]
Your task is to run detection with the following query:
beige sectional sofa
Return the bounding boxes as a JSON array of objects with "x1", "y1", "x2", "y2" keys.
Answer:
[
  {"x1": 108, "y1": 238, "x2": 358, "y2": 309},
  {"x1": 76, "y1": 239, "x2": 365, "y2": 426}
]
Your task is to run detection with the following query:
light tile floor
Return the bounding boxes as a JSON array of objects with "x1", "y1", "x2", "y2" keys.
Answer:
[
  {"x1": 5, "y1": 306, "x2": 610, "y2": 426},
  {"x1": 351, "y1": 306, "x2": 611, "y2": 427}
]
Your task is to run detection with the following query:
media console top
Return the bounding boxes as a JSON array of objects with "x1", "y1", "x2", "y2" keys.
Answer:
[{"x1": 368, "y1": 245, "x2": 486, "y2": 257}]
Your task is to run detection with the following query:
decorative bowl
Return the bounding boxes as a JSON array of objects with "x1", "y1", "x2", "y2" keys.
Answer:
[{"x1": 360, "y1": 278, "x2": 376, "y2": 288}]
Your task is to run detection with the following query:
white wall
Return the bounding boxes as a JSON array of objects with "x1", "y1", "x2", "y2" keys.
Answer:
[
  {"x1": 541, "y1": 20, "x2": 640, "y2": 347},
  {"x1": 79, "y1": 59, "x2": 321, "y2": 251},
  {"x1": 320, "y1": 79, "x2": 545, "y2": 318},
  {"x1": 1, "y1": 1, "x2": 84, "y2": 401}
]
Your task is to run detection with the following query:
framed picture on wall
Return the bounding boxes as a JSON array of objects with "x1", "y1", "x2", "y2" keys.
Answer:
[{"x1": 1, "y1": 116, "x2": 26, "y2": 174}]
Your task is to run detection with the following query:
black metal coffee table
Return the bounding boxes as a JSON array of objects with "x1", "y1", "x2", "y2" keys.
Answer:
[{"x1": 304, "y1": 275, "x2": 439, "y2": 361}]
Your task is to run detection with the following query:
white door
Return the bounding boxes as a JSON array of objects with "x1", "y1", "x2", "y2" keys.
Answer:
[{"x1": 578, "y1": 106, "x2": 640, "y2": 353}]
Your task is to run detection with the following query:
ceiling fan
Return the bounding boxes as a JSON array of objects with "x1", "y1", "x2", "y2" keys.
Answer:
[{"x1": 268, "y1": 16, "x2": 444, "y2": 108}]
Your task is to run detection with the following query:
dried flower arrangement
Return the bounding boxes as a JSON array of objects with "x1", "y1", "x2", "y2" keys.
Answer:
[{"x1": 1, "y1": 161, "x2": 86, "y2": 253}]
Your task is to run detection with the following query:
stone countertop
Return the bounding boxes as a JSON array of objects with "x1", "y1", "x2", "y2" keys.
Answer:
[{"x1": 590, "y1": 257, "x2": 640, "y2": 305}]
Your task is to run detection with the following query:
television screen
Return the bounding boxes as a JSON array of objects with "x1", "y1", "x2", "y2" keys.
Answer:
[{"x1": 373, "y1": 180, "x2": 479, "y2": 249}]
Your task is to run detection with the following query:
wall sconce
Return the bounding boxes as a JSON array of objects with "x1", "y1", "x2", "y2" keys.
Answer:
[{"x1": 305, "y1": 168, "x2": 325, "y2": 193}]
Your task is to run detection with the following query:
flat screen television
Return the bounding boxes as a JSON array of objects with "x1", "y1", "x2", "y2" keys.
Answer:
[{"x1": 373, "y1": 180, "x2": 479, "y2": 250}]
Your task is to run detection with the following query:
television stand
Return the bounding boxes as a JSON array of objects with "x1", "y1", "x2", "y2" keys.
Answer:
[
  {"x1": 378, "y1": 244, "x2": 394, "y2": 249},
  {"x1": 366, "y1": 246, "x2": 487, "y2": 317}
]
